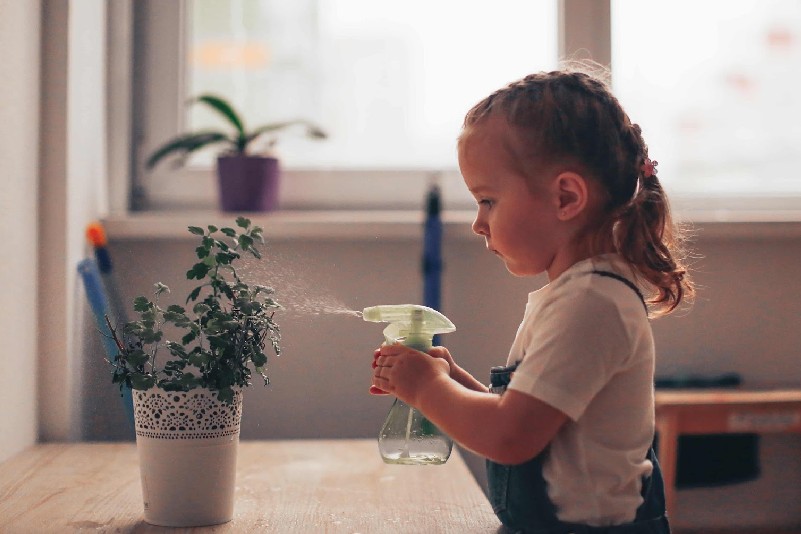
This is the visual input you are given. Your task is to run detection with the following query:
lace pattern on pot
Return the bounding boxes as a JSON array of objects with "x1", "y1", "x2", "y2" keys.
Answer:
[{"x1": 133, "y1": 388, "x2": 243, "y2": 440}]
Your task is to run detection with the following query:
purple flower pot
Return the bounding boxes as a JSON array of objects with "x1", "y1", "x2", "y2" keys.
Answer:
[{"x1": 216, "y1": 156, "x2": 280, "y2": 212}]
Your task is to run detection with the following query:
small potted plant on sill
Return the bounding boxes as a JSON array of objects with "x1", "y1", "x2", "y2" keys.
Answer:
[
  {"x1": 146, "y1": 94, "x2": 327, "y2": 212},
  {"x1": 108, "y1": 217, "x2": 281, "y2": 527}
]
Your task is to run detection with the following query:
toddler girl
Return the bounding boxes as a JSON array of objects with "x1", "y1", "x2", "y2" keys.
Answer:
[{"x1": 371, "y1": 68, "x2": 692, "y2": 533}]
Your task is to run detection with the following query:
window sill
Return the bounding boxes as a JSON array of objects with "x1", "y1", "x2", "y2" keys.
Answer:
[{"x1": 103, "y1": 209, "x2": 801, "y2": 241}]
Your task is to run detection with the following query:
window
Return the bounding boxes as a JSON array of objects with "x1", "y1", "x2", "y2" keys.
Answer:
[
  {"x1": 189, "y1": 0, "x2": 556, "y2": 169},
  {"x1": 134, "y1": 0, "x2": 556, "y2": 210},
  {"x1": 612, "y1": 0, "x2": 801, "y2": 207},
  {"x1": 133, "y1": 0, "x2": 801, "y2": 213}
]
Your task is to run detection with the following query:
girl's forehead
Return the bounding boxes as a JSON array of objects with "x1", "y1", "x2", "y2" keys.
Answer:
[
  {"x1": 463, "y1": 113, "x2": 512, "y2": 140},
  {"x1": 460, "y1": 119, "x2": 521, "y2": 167}
]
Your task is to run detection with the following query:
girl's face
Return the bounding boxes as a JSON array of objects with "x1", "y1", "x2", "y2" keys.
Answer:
[{"x1": 458, "y1": 117, "x2": 575, "y2": 279}]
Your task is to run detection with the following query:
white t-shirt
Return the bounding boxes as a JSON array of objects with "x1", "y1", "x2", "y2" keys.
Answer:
[{"x1": 506, "y1": 254, "x2": 656, "y2": 527}]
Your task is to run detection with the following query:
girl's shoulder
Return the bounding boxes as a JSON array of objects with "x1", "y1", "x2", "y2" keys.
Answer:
[{"x1": 542, "y1": 255, "x2": 646, "y2": 320}]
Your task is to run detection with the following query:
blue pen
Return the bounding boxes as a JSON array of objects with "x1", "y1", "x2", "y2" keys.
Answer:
[
  {"x1": 422, "y1": 183, "x2": 443, "y2": 345},
  {"x1": 77, "y1": 257, "x2": 135, "y2": 430}
]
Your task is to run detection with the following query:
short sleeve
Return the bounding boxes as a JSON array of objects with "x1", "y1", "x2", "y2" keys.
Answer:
[{"x1": 507, "y1": 289, "x2": 632, "y2": 421}]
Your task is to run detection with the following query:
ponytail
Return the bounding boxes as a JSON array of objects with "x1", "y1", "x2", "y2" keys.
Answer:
[{"x1": 610, "y1": 159, "x2": 693, "y2": 316}]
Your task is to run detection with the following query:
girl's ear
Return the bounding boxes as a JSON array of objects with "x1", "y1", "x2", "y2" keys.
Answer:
[{"x1": 553, "y1": 171, "x2": 588, "y2": 221}]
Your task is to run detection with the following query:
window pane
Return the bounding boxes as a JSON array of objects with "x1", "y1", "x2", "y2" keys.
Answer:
[
  {"x1": 612, "y1": 0, "x2": 801, "y2": 197},
  {"x1": 189, "y1": 0, "x2": 557, "y2": 169}
]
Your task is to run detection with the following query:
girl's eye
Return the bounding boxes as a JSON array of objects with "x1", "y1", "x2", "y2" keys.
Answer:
[{"x1": 478, "y1": 199, "x2": 494, "y2": 208}]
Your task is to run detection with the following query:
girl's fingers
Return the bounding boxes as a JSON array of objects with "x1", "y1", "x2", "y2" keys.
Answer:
[
  {"x1": 379, "y1": 344, "x2": 405, "y2": 356},
  {"x1": 374, "y1": 355, "x2": 393, "y2": 369}
]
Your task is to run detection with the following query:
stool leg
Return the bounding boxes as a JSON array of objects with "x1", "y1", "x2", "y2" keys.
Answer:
[{"x1": 656, "y1": 411, "x2": 679, "y2": 521}]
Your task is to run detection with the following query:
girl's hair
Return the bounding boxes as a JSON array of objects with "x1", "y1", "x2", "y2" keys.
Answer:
[{"x1": 462, "y1": 67, "x2": 693, "y2": 316}]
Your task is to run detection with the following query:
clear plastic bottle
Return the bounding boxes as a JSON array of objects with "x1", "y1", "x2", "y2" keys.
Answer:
[
  {"x1": 379, "y1": 398, "x2": 452, "y2": 465},
  {"x1": 363, "y1": 304, "x2": 456, "y2": 465}
]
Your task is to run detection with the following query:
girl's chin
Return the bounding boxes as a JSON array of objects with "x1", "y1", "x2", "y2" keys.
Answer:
[
  {"x1": 502, "y1": 260, "x2": 526, "y2": 277},
  {"x1": 503, "y1": 260, "x2": 543, "y2": 278}
]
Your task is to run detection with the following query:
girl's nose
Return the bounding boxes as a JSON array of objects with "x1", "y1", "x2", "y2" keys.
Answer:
[{"x1": 472, "y1": 215, "x2": 488, "y2": 236}]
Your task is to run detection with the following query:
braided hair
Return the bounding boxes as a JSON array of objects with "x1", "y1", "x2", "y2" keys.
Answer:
[{"x1": 461, "y1": 68, "x2": 693, "y2": 316}]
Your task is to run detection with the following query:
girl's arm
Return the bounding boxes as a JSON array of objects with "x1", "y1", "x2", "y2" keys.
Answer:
[{"x1": 373, "y1": 345, "x2": 568, "y2": 464}]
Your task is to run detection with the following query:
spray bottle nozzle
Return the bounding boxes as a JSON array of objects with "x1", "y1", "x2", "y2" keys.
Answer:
[{"x1": 362, "y1": 304, "x2": 455, "y2": 352}]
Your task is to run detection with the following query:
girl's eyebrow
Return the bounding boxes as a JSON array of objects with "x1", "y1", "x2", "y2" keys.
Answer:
[{"x1": 468, "y1": 184, "x2": 493, "y2": 195}]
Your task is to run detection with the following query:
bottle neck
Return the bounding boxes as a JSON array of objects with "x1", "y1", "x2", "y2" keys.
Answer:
[{"x1": 403, "y1": 332, "x2": 432, "y2": 352}]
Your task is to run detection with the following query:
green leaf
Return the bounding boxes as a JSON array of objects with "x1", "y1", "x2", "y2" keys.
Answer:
[
  {"x1": 163, "y1": 310, "x2": 187, "y2": 323},
  {"x1": 182, "y1": 331, "x2": 197, "y2": 345},
  {"x1": 208, "y1": 225, "x2": 218, "y2": 233},
  {"x1": 140, "y1": 329, "x2": 163, "y2": 344},
  {"x1": 196, "y1": 245, "x2": 210, "y2": 258},
  {"x1": 166, "y1": 341, "x2": 187, "y2": 358},
  {"x1": 178, "y1": 372, "x2": 200, "y2": 387},
  {"x1": 252, "y1": 352, "x2": 267, "y2": 367},
  {"x1": 188, "y1": 352, "x2": 212, "y2": 367},
  {"x1": 127, "y1": 349, "x2": 150, "y2": 366},
  {"x1": 187, "y1": 263, "x2": 211, "y2": 280},
  {"x1": 164, "y1": 360, "x2": 186, "y2": 371},
  {"x1": 236, "y1": 216, "x2": 251, "y2": 229},
  {"x1": 238, "y1": 234, "x2": 254, "y2": 249},
  {"x1": 193, "y1": 303, "x2": 211, "y2": 315},
  {"x1": 194, "y1": 94, "x2": 246, "y2": 139},
  {"x1": 188, "y1": 226, "x2": 205, "y2": 236},
  {"x1": 166, "y1": 304, "x2": 185, "y2": 314},
  {"x1": 221, "y1": 227, "x2": 236, "y2": 237},
  {"x1": 217, "y1": 387, "x2": 235, "y2": 405},
  {"x1": 187, "y1": 287, "x2": 202, "y2": 303},
  {"x1": 133, "y1": 296, "x2": 150, "y2": 312},
  {"x1": 145, "y1": 131, "x2": 231, "y2": 170},
  {"x1": 130, "y1": 373, "x2": 156, "y2": 390}
]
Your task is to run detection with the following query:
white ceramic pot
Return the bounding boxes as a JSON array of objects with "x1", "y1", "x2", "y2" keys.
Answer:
[{"x1": 132, "y1": 387, "x2": 243, "y2": 527}]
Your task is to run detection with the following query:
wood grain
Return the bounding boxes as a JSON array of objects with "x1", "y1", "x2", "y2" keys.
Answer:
[{"x1": 0, "y1": 439, "x2": 500, "y2": 533}]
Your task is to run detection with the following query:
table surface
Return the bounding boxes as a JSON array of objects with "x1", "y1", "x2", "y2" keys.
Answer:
[{"x1": 0, "y1": 439, "x2": 501, "y2": 533}]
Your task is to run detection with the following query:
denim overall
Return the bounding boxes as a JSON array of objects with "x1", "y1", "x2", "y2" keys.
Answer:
[{"x1": 486, "y1": 270, "x2": 670, "y2": 534}]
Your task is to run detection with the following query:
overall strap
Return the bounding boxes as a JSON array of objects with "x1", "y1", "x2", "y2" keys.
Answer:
[{"x1": 591, "y1": 270, "x2": 647, "y2": 314}]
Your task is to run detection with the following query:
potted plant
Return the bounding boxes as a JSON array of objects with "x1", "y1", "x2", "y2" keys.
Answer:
[
  {"x1": 146, "y1": 94, "x2": 327, "y2": 212},
  {"x1": 108, "y1": 217, "x2": 281, "y2": 527}
]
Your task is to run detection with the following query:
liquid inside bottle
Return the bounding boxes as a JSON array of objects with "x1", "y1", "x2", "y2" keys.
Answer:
[{"x1": 378, "y1": 398, "x2": 452, "y2": 465}]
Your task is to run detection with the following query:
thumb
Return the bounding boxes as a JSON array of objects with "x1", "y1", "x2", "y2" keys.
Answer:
[{"x1": 428, "y1": 346, "x2": 454, "y2": 365}]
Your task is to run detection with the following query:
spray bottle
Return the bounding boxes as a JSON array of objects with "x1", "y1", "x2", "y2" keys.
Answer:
[{"x1": 363, "y1": 304, "x2": 456, "y2": 465}]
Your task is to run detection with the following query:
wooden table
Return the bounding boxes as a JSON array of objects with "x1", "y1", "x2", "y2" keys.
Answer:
[
  {"x1": 655, "y1": 387, "x2": 801, "y2": 520},
  {"x1": 0, "y1": 439, "x2": 500, "y2": 533}
]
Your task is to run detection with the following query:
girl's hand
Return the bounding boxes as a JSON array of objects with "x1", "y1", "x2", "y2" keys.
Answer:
[
  {"x1": 371, "y1": 343, "x2": 450, "y2": 407},
  {"x1": 369, "y1": 348, "x2": 389, "y2": 395},
  {"x1": 428, "y1": 346, "x2": 456, "y2": 378}
]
